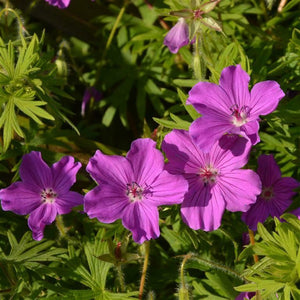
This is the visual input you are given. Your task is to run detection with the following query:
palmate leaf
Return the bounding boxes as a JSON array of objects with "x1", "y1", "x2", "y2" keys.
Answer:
[
  {"x1": 2, "y1": 231, "x2": 66, "y2": 264},
  {"x1": 0, "y1": 35, "x2": 55, "y2": 151}
]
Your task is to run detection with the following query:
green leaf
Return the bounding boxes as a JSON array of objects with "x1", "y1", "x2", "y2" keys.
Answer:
[{"x1": 177, "y1": 88, "x2": 200, "y2": 120}]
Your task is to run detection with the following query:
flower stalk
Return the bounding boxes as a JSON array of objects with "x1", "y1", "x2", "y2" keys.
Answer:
[{"x1": 139, "y1": 241, "x2": 150, "y2": 299}]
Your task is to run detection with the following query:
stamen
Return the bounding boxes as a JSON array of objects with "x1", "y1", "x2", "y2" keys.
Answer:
[
  {"x1": 40, "y1": 188, "x2": 57, "y2": 203},
  {"x1": 127, "y1": 182, "x2": 144, "y2": 202},
  {"x1": 230, "y1": 105, "x2": 249, "y2": 127},
  {"x1": 198, "y1": 166, "x2": 218, "y2": 185}
]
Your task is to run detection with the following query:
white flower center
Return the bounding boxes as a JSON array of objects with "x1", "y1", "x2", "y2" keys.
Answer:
[
  {"x1": 230, "y1": 105, "x2": 249, "y2": 127},
  {"x1": 198, "y1": 166, "x2": 218, "y2": 185},
  {"x1": 126, "y1": 182, "x2": 144, "y2": 202},
  {"x1": 40, "y1": 188, "x2": 57, "y2": 204}
]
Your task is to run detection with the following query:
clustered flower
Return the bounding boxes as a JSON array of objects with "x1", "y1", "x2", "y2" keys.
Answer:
[{"x1": 0, "y1": 65, "x2": 298, "y2": 245}]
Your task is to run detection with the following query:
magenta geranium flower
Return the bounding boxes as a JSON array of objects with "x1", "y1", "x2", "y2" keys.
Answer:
[
  {"x1": 45, "y1": 0, "x2": 71, "y2": 9},
  {"x1": 242, "y1": 154, "x2": 299, "y2": 230},
  {"x1": 84, "y1": 138, "x2": 188, "y2": 244},
  {"x1": 187, "y1": 65, "x2": 285, "y2": 152},
  {"x1": 0, "y1": 152, "x2": 83, "y2": 240},
  {"x1": 164, "y1": 18, "x2": 191, "y2": 54},
  {"x1": 81, "y1": 87, "x2": 102, "y2": 116},
  {"x1": 162, "y1": 130, "x2": 261, "y2": 231}
]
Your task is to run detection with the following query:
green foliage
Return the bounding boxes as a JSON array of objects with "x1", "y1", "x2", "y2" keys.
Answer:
[
  {"x1": 236, "y1": 214, "x2": 300, "y2": 299},
  {"x1": 0, "y1": 35, "x2": 54, "y2": 151}
]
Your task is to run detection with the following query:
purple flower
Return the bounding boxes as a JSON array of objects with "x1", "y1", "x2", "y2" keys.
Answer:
[
  {"x1": 45, "y1": 0, "x2": 71, "y2": 9},
  {"x1": 187, "y1": 65, "x2": 285, "y2": 152},
  {"x1": 242, "y1": 154, "x2": 299, "y2": 231},
  {"x1": 164, "y1": 18, "x2": 191, "y2": 54},
  {"x1": 84, "y1": 138, "x2": 188, "y2": 244},
  {"x1": 0, "y1": 152, "x2": 83, "y2": 240},
  {"x1": 236, "y1": 292, "x2": 256, "y2": 300},
  {"x1": 81, "y1": 87, "x2": 102, "y2": 116},
  {"x1": 162, "y1": 130, "x2": 261, "y2": 231}
]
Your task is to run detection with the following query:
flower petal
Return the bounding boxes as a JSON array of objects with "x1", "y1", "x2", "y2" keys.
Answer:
[
  {"x1": 187, "y1": 82, "x2": 231, "y2": 114},
  {"x1": 241, "y1": 197, "x2": 270, "y2": 231},
  {"x1": 0, "y1": 182, "x2": 41, "y2": 215},
  {"x1": 181, "y1": 179, "x2": 225, "y2": 231},
  {"x1": 55, "y1": 191, "x2": 83, "y2": 214},
  {"x1": 219, "y1": 64, "x2": 251, "y2": 107},
  {"x1": 122, "y1": 201, "x2": 160, "y2": 244},
  {"x1": 211, "y1": 134, "x2": 251, "y2": 171},
  {"x1": 257, "y1": 155, "x2": 281, "y2": 186},
  {"x1": 86, "y1": 150, "x2": 133, "y2": 187},
  {"x1": 84, "y1": 185, "x2": 129, "y2": 223},
  {"x1": 28, "y1": 203, "x2": 57, "y2": 241},
  {"x1": 250, "y1": 81, "x2": 285, "y2": 116},
  {"x1": 126, "y1": 138, "x2": 164, "y2": 186},
  {"x1": 145, "y1": 170, "x2": 188, "y2": 206},
  {"x1": 51, "y1": 156, "x2": 82, "y2": 194},
  {"x1": 163, "y1": 18, "x2": 189, "y2": 54},
  {"x1": 162, "y1": 129, "x2": 206, "y2": 174},
  {"x1": 241, "y1": 120, "x2": 260, "y2": 145},
  {"x1": 218, "y1": 169, "x2": 261, "y2": 212},
  {"x1": 189, "y1": 114, "x2": 234, "y2": 152},
  {"x1": 19, "y1": 152, "x2": 52, "y2": 192}
]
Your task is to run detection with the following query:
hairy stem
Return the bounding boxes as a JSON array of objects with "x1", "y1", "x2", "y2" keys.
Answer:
[
  {"x1": 139, "y1": 241, "x2": 150, "y2": 299},
  {"x1": 248, "y1": 229, "x2": 259, "y2": 263},
  {"x1": 179, "y1": 254, "x2": 192, "y2": 300}
]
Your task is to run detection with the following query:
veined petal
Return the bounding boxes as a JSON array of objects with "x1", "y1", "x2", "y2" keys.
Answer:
[
  {"x1": 84, "y1": 185, "x2": 129, "y2": 223},
  {"x1": 275, "y1": 176, "x2": 300, "y2": 195},
  {"x1": 55, "y1": 191, "x2": 83, "y2": 214},
  {"x1": 28, "y1": 203, "x2": 57, "y2": 241},
  {"x1": 210, "y1": 134, "x2": 251, "y2": 171},
  {"x1": 241, "y1": 120, "x2": 260, "y2": 145},
  {"x1": 189, "y1": 114, "x2": 234, "y2": 153},
  {"x1": 187, "y1": 82, "x2": 231, "y2": 114},
  {"x1": 0, "y1": 182, "x2": 41, "y2": 215},
  {"x1": 51, "y1": 156, "x2": 82, "y2": 194},
  {"x1": 250, "y1": 81, "x2": 285, "y2": 116},
  {"x1": 219, "y1": 65, "x2": 251, "y2": 107},
  {"x1": 127, "y1": 138, "x2": 164, "y2": 186},
  {"x1": 218, "y1": 169, "x2": 261, "y2": 212},
  {"x1": 20, "y1": 152, "x2": 52, "y2": 192},
  {"x1": 257, "y1": 155, "x2": 282, "y2": 186},
  {"x1": 181, "y1": 180, "x2": 225, "y2": 231},
  {"x1": 241, "y1": 197, "x2": 270, "y2": 231},
  {"x1": 162, "y1": 129, "x2": 206, "y2": 174},
  {"x1": 122, "y1": 201, "x2": 160, "y2": 244},
  {"x1": 145, "y1": 170, "x2": 188, "y2": 206},
  {"x1": 86, "y1": 150, "x2": 133, "y2": 187}
]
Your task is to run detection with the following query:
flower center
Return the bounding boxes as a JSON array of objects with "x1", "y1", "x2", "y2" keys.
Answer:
[
  {"x1": 126, "y1": 182, "x2": 144, "y2": 202},
  {"x1": 40, "y1": 188, "x2": 57, "y2": 204},
  {"x1": 230, "y1": 105, "x2": 249, "y2": 127},
  {"x1": 198, "y1": 166, "x2": 218, "y2": 185},
  {"x1": 261, "y1": 186, "x2": 274, "y2": 201}
]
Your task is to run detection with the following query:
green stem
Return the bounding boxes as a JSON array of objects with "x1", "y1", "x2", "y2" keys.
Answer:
[
  {"x1": 56, "y1": 215, "x2": 67, "y2": 238},
  {"x1": 179, "y1": 254, "x2": 192, "y2": 300},
  {"x1": 0, "y1": 8, "x2": 26, "y2": 39},
  {"x1": 139, "y1": 241, "x2": 150, "y2": 299},
  {"x1": 116, "y1": 263, "x2": 126, "y2": 292},
  {"x1": 190, "y1": 254, "x2": 244, "y2": 282},
  {"x1": 193, "y1": 33, "x2": 203, "y2": 81},
  {"x1": 102, "y1": 1, "x2": 128, "y2": 60}
]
